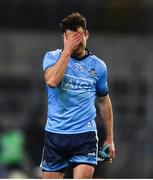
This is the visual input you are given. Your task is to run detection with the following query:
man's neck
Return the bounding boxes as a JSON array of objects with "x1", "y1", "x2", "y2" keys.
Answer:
[{"x1": 72, "y1": 49, "x2": 86, "y2": 58}]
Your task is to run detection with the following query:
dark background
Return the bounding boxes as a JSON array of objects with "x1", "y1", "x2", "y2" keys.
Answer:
[{"x1": 0, "y1": 0, "x2": 153, "y2": 178}]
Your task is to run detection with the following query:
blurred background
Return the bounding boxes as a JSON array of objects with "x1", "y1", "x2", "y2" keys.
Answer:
[{"x1": 0, "y1": 0, "x2": 153, "y2": 178}]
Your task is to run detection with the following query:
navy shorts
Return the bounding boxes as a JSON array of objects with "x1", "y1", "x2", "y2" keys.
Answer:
[{"x1": 40, "y1": 131, "x2": 98, "y2": 172}]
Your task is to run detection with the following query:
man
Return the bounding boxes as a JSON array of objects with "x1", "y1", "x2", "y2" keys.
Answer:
[{"x1": 40, "y1": 12, "x2": 115, "y2": 179}]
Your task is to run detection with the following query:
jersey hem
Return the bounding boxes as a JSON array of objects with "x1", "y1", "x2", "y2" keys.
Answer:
[{"x1": 45, "y1": 128, "x2": 97, "y2": 134}]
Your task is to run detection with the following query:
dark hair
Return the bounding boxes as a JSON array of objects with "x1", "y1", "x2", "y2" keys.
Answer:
[{"x1": 59, "y1": 12, "x2": 87, "y2": 33}]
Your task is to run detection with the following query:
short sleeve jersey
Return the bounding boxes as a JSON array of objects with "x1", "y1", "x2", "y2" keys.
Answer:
[{"x1": 43, "y1": 49, "x2": 109, "y2": 134}]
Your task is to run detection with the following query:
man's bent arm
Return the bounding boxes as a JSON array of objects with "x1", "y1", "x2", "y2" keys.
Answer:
[
  {"x1": 44, "y1": 32, "x2": 83, "y2": 88},
  {"x1": 44, "y1": 50, "x2": 71, "y2": 87},
  {"x1": 96, "y1": 94, "x2": 115, "y2": 159}
]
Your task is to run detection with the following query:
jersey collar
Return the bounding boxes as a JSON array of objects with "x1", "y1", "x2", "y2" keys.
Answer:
[{"x1": 71, "y1": 49, "x2": 92, "y2": 61}]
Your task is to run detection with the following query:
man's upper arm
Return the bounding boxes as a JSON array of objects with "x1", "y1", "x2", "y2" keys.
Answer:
[
  {"x1": 43, "y1": 52, "x2": 57, "y2": 72},
  {"x1": 96, "y1": 62, "x2": 109, "y2": 97}
]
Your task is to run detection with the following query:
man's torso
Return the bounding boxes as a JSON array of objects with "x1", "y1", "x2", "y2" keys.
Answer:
[{"x1": 43, "y1": 49, "x2": 108, "y2": 134}]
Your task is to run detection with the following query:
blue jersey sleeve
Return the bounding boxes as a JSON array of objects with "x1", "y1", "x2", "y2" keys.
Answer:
[
  {"x1": 43, "y1": 52, "x2": 57, "y2": 71},
  {"x1": 96, "y1": 64, "x2": 109, "y2": 97}
]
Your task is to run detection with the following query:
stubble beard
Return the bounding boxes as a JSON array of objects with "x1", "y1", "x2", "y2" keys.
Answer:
[{"x1": 72, "y1": 43, "x2": 86, "y2": 57}]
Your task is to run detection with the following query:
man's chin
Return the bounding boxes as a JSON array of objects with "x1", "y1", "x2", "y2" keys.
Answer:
[{"x1": 72, "y1": 47, "x2": 84, "y2": 56}]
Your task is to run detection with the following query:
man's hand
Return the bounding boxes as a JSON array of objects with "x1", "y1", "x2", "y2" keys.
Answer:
[
  {"x1": 103, "y1": 138, "x2": 115, "y2": 160},
  {"x1": 63, "y1": 32, "x2": 83, "y2": 55}
]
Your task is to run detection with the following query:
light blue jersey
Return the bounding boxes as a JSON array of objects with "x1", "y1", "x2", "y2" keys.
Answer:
[{"x1": 43, "y1": 49, "x2": 109, "y2": 134}]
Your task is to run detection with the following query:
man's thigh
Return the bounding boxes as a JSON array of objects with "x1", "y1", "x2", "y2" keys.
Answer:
[
  {"x1": 40, "y1": 132, "x2": 69, "y2": 173},
  {"x1": 73, "y1": 164, "x2": 95, "y2": 179},
  {"x1": 42, "y1": 171, "x2": 64, "y2": 179},
  {"x1": 69, "y1": 131, "x2": 98, "y2": 166},
  {"x1": 68, "y1": 131, "x2": 98, "y2": 178},
  {"x1": 40, "y1": 131, "x2": 98, "y2": 178}
]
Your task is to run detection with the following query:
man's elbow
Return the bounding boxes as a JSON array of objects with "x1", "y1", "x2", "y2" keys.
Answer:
[{"x1": 46, "y1": 78, "x2": 58, "y2": 88}]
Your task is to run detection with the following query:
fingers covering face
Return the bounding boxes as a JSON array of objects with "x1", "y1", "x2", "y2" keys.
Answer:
[{"x1": 64, "y1": 31, "x2": 83, "y2": 45}]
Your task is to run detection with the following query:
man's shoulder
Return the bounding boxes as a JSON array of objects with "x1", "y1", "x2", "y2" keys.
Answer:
[
  {"x1": 46, "y1": 49, "x2": 62, "y2": 57},
  {"x1": 89, "y1": 54, "x2": 107, "y2": 68},
  {"x1": 43, "y1": 49, "x2": 62, "y2": 70}
]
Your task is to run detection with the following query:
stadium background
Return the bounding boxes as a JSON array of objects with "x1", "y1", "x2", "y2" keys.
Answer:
[{"x1": 0, "y1": 0, "x2": 153, "y2": 178}]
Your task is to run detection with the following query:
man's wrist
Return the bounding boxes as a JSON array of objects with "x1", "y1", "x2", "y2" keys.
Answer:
[
  {"x1": 62, "y1": 49, "x2": 72, "y2": 57},
  {"x1": 106, "y1": 136, "x2": 114, "y2": 140}
]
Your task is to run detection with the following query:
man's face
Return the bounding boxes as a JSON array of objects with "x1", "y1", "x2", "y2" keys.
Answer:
[{"x1": 65, "y1": 27, "x2": 89, "y2": 55}]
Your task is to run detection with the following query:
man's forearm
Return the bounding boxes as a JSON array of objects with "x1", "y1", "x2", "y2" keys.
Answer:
[
  {"x1": 45, "y1": 50, "x2": 71, "y2": 87},
  {"x1": 97, "y1": 95, "x2": 115, "y2": 159},
  {"x1": 103, "y1": 96, "x2": 113, "y2": 139},
  {"x1": 98, "y1": 95, "x2": 114, "y2": 140}
]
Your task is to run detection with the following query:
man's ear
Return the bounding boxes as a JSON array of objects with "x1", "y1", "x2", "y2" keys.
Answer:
[
  {"x1": 86, "y1": 30, "x2": 89, "y2": 40},
  {"x1": 62, "y1": 32, "x2": 67, "y2": 40}
]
